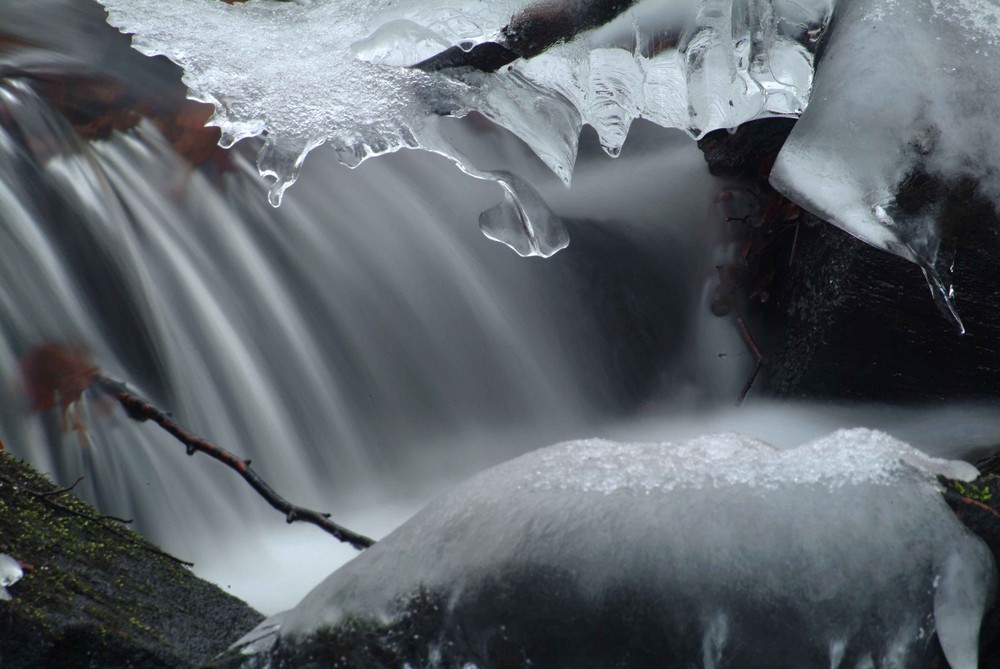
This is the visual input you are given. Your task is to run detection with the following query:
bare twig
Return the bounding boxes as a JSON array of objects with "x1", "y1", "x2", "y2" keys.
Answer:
[
  {"x1": 415, "y1": 0, "x2": 638, "y2": 71},
  {"x1": 93, "y1": 376, "x2": 376, "y2": 551},
  {"x1": 943, "y1": 483, "x2": 1000, "y2": 523},
  {"x1": 36, "y1": 474, "x2": 84, "y2": 498},
  {"x1": 94, "y1": 512, "x2": 135, "y2": 524},
  {"x1": 955, "y1": 495, "x2": 1000, "y2": 521},
  {"x1": 734, "y1": 315, "x2": 764, "y2": 405},
  {"x1": 31, "y1": 493, "x2": 134, "y2": 528}
]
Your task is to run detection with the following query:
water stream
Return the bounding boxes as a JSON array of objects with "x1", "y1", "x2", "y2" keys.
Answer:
[{"x1": 0, "y1": 40, "x2": 712, "y2": 611}]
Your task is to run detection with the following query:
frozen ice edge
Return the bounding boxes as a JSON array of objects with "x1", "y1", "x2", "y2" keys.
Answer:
[
  {"x1": 0, "y1": 553, "x2": 23, "y2": 602},
  {"x1": 96, "y1": 0, "x2": 1000, "y2": 313},
  {"x1": 94, "y1": 0, "x2": 819, "y2": 259},
  {"x1": 522, "y1": 428, "x2": 982, "y2": 493}
]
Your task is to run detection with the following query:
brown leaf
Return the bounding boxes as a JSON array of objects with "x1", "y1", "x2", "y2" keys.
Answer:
[{"x1": 19, "y1": 343, "x2": 100, "y2": 414}]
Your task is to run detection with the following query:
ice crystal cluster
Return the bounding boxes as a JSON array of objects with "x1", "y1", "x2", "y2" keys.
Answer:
[
  {"x1": 96, "y1": 0, "x2": 829, "y2": 259},
  {"x1": 95, "y1": 0, "x2": 1000, "y2": 316},
  {"x1": 96, "y1": 0, "x2": 1000, "y2": 313},
  {"x1": 226, "y1": 429, "x2": 994, "y2": 668}
]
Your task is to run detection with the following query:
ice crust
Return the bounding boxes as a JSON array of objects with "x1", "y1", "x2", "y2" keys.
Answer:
[
  {"x1": 96, "y1": 0, "x2": 1000, "y2": 303},
  {"x1": 95, "y1": 0, "x2": 827, "y2": 258},
  {"x1": 96, "y1": 0, "x2": 575, "y2": 257},
  {"x1": 233, "y1": 428, "x2": 993, "y2": 668}
]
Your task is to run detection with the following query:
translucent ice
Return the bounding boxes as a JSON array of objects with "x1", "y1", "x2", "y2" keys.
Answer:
[
  {"x1": 95, "y1": 0, "x2": 574, "y2": 256},
  {"x1": 503, "y1": 0, "x2": 823, "y2": 155},
  {"x1": 229, "y1": 429, "x2": 994, "y2": 669},
  {"x1": 96, "y1": 0, "x2": 827, "y2": 257},
  {"x1": 96, "y1": 0, "x2": 455, "y2": 204},
  {"x1": 97, "y1": 0, "x2": 1000, "y2": 290}
]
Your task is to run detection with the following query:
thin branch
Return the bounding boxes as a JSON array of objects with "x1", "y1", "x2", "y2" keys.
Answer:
[
  {"x1": 95, "y1": 512, "x2": 135, "y2": 525},
  {"x1": 734, "y1": 314, "x2": 765, "y2": 405},
  {"x1": 30, "y1": 493, "x2": 134, "y2": 528},
  {"x1": 93, "y1": 376, "x2": 376, "y2": 551},
  {"x1": 415, "y1": 0, "x2": 639, "y2": 72},
  {"x1": 36, "y1": 474, "x2": 84, "y2": 498},
  {"x1": 942, "y1": 483, "x2": 1000, "y2": 523},
  {"x1": 954, "y1": 494, "x2": 1000, "y2": 522}
]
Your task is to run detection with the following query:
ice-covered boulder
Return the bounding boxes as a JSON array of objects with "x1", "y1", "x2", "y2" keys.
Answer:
[
  {"x1": 770, "y1": 0, "x2": 1000, "y2": 331},
  {"x1": 223, "y1": 429, "x2": 994, "y2": 669}
]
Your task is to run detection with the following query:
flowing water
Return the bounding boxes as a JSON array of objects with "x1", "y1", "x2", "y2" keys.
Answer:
[{"x1": 3, "y1": 1, "x2": 1000, "y2": 616}]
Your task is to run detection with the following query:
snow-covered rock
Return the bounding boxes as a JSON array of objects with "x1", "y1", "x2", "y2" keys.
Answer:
[{"x1": 224, "y1": 429, "x2": 994, "y2": 669}]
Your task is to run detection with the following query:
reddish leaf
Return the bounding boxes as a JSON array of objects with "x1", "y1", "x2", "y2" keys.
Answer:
[{"x1": 19, "y1": 343, "x2": 100, "y2": 414}]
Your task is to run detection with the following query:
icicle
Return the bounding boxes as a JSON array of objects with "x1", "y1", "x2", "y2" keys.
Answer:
[
  {"x1": 920, "y1": 263, "x2": 965, "y2": 335},
  {"x1": 479, "y1": 172, "x2": 569, "y2": 258}
]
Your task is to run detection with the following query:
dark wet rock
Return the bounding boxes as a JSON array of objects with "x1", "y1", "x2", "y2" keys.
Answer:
[
  {"x1": 0, "y1": 451, "x2": 262, "y2": 669},
  {"x1": 697, "y1": 118, "x2": 1000, "y2": 404}
]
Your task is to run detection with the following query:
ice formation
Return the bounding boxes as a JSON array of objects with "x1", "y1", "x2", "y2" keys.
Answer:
[
  {"x1": 95, "y1": 0, "x2": 827, "y2": 258},
  {"x1": 94, "y1": 0, "x2": 1000, "y2": 304},
  {"x1": 225, "y1": 429, "x2": 994, "y2": 669},
  {"x1": 770, "y1": 0, "x2": 1000, "y2": 332}
]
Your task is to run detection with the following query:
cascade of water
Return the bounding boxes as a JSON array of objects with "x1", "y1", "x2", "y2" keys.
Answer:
[
  {"x1": 0, "y1": 27, "x2": 720, "y2": 607},
  {"x1": 6, "y1": 2, "x2": 1000, "y2": 620}
]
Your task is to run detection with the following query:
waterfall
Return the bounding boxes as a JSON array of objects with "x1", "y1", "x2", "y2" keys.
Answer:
[
  {"x1": 0, "y1": 20, "x2": 722, "y2": 609},
  {"x1": 5, "y1": 1, "x2": 1000, "y2": 617}
]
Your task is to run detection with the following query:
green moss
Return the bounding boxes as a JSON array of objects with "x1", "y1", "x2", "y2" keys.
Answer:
[
  {"x1": 0, "y1": 453, "x2": 148, "y2": 631},
  {"x1": 0, "y1": 451, "x2": 262, "y2": 667},
  {"x1": 947, "y1": 478, "x2": 995, "y2": 504}
]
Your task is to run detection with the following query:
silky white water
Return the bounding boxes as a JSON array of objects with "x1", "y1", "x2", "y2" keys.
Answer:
[
  {"x1": 0, "y1": 12, "x2": 716, "y2": 612},
  {"x1": 3, "y1": 2, "x2": 1000, "y2": 643}
]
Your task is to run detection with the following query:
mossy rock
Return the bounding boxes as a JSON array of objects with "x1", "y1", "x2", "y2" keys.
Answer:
[{"x1": 0, "y1": 451, "x2": 262, "y2": 668}]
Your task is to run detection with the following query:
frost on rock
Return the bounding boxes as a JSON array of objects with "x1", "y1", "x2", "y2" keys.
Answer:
[{"x1": 228, "y1": 429, "x2": 994, "y2": 669}]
